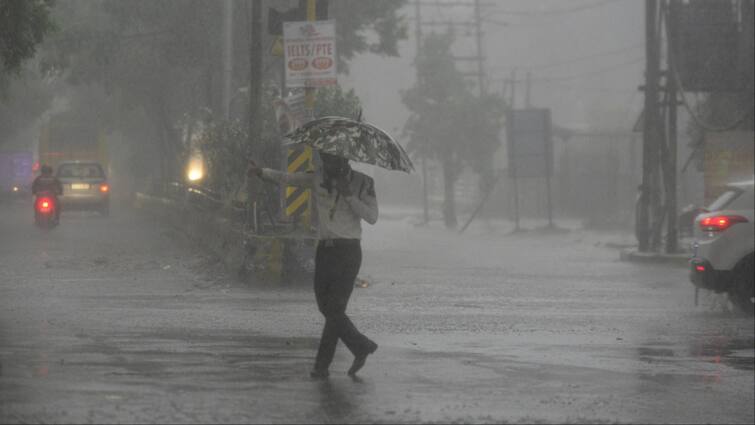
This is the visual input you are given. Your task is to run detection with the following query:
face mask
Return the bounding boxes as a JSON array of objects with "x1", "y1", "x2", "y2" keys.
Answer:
[{"x1": 322, "y1": 156, "x2": 347, "y2": 178}]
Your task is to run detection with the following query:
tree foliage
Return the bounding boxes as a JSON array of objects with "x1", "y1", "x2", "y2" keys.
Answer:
[
  {"x1": 0, "y1": 0, "x2": 55, "y2": 78},
  {"x1": 0, "y1": 70, "x2": 54, "y2": 147},
  {"x1": 402, "y1": 31, "x2": 505, "y2": 228},
  {"x1": 313, "y1": 85, "x2": 362, "y2": 119},
  {"x1": 330, "y1": 0, "x2": 407, "y2": 71},
  {"x1": 32, "y1": 0, "x2": 406, "y2": 191},
  {"x1": 199, "y1": 83, "x2": 363, "y2": 206}
]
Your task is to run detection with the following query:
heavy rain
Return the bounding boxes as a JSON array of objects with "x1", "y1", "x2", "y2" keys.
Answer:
[{"x1": 0, "y1": 0, "x2": 753, "y2": 423}]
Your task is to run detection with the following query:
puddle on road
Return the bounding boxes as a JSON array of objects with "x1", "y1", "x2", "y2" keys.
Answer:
[
  {"x1": 638, "y1": 347, "x2": 675, "y2": 358},
  {"x1": 51, "y1": 332, "x2": 322, "y2": 387},
  {"x1": 690, "y1": 336, "x2": 755, "y2": 371},
  {"x1": 637, "y1": 336, "x2": 755, "y2": 371}
]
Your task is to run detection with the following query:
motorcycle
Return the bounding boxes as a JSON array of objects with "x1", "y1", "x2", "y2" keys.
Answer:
[{"x1": 34, "y1": 191, "x2": 59, "y2": 229}]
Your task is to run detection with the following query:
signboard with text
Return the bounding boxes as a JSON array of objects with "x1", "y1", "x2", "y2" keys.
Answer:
[
  {"x1": 283, "y1": 20, "x2": 337, "y2": 88},
  {"x1": 273, "y1": 92, "x2": 310, "y2": 135}
]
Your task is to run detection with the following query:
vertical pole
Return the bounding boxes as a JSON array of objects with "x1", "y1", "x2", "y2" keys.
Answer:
[
  {"x1": 415, "y1": 0, "x2": 429, "y2": 225},
  {"x1": 509, "y1": 69, "x2": 520, "y2": 231},
  {"x1": 509, "y1": 69, "x2": 517, "y2": 108},
  {"x1": 222, "y1": 0, "x2": 233, "y2": 120},
  {"x1": 545, "y1": 109, "x2": 553, "y2": 228},
  {"x1": 512, "y1": 170, "x2": 520, "y2": 231},
  {"x1": 666, "y1": 0, "x2": 679, "y2": 253},
  {"x1": 473, "y1": 0, "x2": 485, "y2": 96},
  {"x1": 247, "y1": 0, "x2": 263, "y2": 233},
  {"x1": 303, "y1": 0, "x2": 320, "y2": 230},
  {"x1": 639, "y1": 0, "x2": 659, "y2": 252},
  {"x1": 249, "y1": 0, "x2": 263, "y2": 155},
  {"x1": 304, "y1": 0, "x2": 317, "y2": 112},
  {"x1": 525, "y1": 70, "x2": 532, "y2": 108}
]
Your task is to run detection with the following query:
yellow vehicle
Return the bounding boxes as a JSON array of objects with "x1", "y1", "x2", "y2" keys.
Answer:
[
  {"x1": 38, "y1": 115, "x2": 108, "y2": 175},
  {"x1": 38, "y1": 114, "x2": 110, "y2": 215}
]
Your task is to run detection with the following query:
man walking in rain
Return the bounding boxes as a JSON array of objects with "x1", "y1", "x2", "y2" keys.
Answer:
[{"x1": 248, "y1": 152, "x2": 379, "y2": 379}]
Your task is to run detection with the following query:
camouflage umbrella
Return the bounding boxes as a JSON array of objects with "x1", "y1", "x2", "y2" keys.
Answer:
[{"x1": 285, "y1": 116, "x2": 414, "y2": 173}]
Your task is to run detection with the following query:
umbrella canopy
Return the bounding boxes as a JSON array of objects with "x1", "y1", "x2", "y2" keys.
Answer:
[{"x1": 285, "y1": 116, "x2": 414, "y2": 173}]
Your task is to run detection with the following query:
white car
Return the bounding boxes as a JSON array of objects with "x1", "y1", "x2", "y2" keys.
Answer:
[{"x1": 690, "y1": 179, "x2": 754, "y2": 314}]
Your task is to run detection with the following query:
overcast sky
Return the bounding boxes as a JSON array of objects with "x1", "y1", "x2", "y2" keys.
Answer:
[{"x1": 342, "y1": 0, "x2": 645, "y2": 139}]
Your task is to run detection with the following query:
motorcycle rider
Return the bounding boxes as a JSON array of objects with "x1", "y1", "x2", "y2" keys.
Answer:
[{"x1": 32, "y1": 165, "x2": 63, "y2": 222}]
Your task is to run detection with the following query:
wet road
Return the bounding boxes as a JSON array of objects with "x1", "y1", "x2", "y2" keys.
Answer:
[{"x1": 1, "y1": 201, "x2": 753, "y2": 423}]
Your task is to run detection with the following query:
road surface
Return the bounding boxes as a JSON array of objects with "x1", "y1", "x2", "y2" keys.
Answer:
[{"x1": 1, "y1": 201, "x2": 752, "y2": 423}]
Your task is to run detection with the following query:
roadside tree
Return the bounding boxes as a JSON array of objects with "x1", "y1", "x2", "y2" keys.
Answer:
[{"x1": 402, "y1": 31, "x2": 505, "y2": 228}]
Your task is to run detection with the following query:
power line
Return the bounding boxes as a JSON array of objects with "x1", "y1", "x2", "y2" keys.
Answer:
[
  {"x1": 413, "y1": 0, "x2": 487, "y2": 95},
  {"x1": 526, "y1": 42, "x2": 644, "y2": 70},
  {"x1": 481, "y1": 17, "x2": 509, "y2": 27},
  {"x1": 488, "y1": 42, "x2": 644, "y2": 73},
  {"x1": 531, "y1": 56, "x2": 644, "y2": 82},
  {"x1": 416, "y1": 1, "x2": 495, "y2": 7},
  {"x1": 534, "y1": 81, "x2": 638, "y2": 94},
  {"x1": 489, "y1": 0, "x2": 624, "y2": 17}
]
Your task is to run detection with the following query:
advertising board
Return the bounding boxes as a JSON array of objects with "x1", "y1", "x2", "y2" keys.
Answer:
[{"x1": 283, "y1": 20, "x2": 337, "y2": 88}]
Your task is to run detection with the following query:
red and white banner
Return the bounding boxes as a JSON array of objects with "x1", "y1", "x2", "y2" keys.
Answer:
[{"x1": 283, "y1": 20, "x2": 337, "y2": 88}]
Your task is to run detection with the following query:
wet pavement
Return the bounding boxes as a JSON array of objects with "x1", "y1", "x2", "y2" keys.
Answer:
[{"x1": 0, "y1": 201, "x2": 753, "y2": 423}]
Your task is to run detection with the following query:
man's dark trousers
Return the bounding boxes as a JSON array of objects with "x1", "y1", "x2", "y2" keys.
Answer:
[{"x1": 313, "y1": 239, "x2": 373, "y2": 371}]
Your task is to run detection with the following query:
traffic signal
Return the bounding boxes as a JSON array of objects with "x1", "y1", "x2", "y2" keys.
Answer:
[{"x1": 268, "y1": 0, "x2": 328, "y2": 35}]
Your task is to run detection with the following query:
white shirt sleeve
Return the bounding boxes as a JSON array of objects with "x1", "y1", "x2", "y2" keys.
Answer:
[
  {"x1": 343, "y1": 174, "x2": 378, "y2": 225},
  {"x1": 261, "y1": 169, "x2": 316, "y2": 189}
]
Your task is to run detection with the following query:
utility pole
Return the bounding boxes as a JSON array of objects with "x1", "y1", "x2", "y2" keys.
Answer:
[
  {"x1": 509, "y1": 68, "x2": 521, "y2": 231},
  {"x1": 415, "y1": 0, "x2": 430, "y2": 225},
  {"x1": 509, "y1": 69, "x2": 516, "y2": 108},
  {"x1": 248, "y1": 0, "x2": 263, "y2": 157},
  {"x1": 473, "y1": 0, "x2": 486, "y2": 96},
  {"x1": 304, "y1": 0, "x2": 318, "y2": 113},
  {"x1": 221, "y1": 0, "x2": 233, "y2": 120},
  {"x1": 525, "y1": 70, "x2": 532, "y2": 108},
  {"x1": 246, "y1": 0, "x2": 264, "y2": 233},
  {"x1": 416, "y1": 1, "x2": 487, "y2": 93},
  {"x1": 665, "y1": 0, "x2": 679, "y2": 253},
  {"x1": 638, "y1": 0, "x2": 661, "y2": 252}
]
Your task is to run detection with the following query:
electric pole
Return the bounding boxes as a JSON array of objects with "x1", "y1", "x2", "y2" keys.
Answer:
[
  {"x1": 473, "y1": 0, "x2": 486, "y2": 96},
  {"x1": 415, "y1": 1, "x2": 487, "y2": 94},
  {"x1": 638, "y1": 0, "x2": 661, "y2": 252},
  {"x1": 415, "y1": 0, "x2": 430, "y2": 225},
  {"x1": 221, "y1": 0, "x2": 233, "y2": 120},
  {"x1": 248, "y1": 0, "x2": 263, "y2": 157},
  {"x1": 509, "y1": 68, "x2": 521, "y2": 231},
  {"x1": 525, "y1": 70, "x2": 532, "y2": 108},
  {"x1": 665, "y1": 0, "x2": 679, "y2": 253}
]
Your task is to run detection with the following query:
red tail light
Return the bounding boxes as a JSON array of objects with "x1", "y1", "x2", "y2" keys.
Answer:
[
  {"x1": 36, "y1": 197, "x2": 54, "y2": 214},
  {"x1": 99, "y1": 184, "x2": 109, "y2": 193},
  {"x1": 699, "y1": 215, "x2": 748, "y2": 232}
]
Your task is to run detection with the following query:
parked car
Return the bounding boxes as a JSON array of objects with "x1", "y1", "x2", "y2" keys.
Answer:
[
  {"x1": 56, "y1": 161, "x2": 110, "y2": 216},
  {"x1": 689, "y1": 179, "x2": 754, "y2": 314}
]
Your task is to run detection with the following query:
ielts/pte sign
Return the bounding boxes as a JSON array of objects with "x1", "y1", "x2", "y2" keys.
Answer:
[{"x1": 283, "y1": 21, "x2": 337, "y2": 88}]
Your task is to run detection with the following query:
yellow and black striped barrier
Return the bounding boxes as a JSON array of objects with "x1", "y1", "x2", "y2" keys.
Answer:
[{"x1": 285, "y1": 145, "x2": 312, "y2": 219}]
